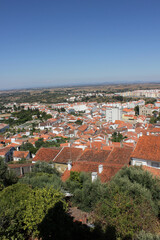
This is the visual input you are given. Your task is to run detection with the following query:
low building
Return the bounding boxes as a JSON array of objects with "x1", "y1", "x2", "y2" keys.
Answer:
[
  {"x1": 0, "y1": 146, "x2": 15, "y2": 163},
  {"x1": 131, "y1": 135, "x2": 160, "y2": 169},
  {"x1": 13, "y1": 151, "x2": 30, "y2": 161}
]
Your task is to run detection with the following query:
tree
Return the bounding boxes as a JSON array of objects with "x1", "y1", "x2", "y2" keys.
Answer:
[
  {"x1": 23, "y1": 187, "x2": 67, "y2": 238},
  {"x1": 32, "y1": 161, "x2": 60, "y2": 175},
  {"x1": 0, "y1": 157, "x2": 17, "y2": 190},
  {"x1": 0, "y1": 183, "x2": 32, "y2": 239},
  {"x1": 134, "y1": 231, "x2": 160, "y2": 240},
  {"x1": 75, "y1": 119, "x2": 83, "y2": 125},
  {"x1": 111, "y1": 132, "x2": 124, "y2": 142},
  {"x1": 20, "y1": 172, "x2": 63, "y2": 190},
  {"x1": 110, "y1": 166, "x2": 160, "y2": 216},
  {"x1": 65, "y1": 172, "x2": 108, "y2": 212},
  {"x1": 134, "y1": 105, "x2": 139, "y2": 115},
  {"x1": 20, "y1": 162, "x2": 62, "y2": 190},
  {"x1": 20, "y1": 142, "x2": 37, "y2": 154},
  {"x1": 0, "y1": 184, "x2": 67, "y2": 239},
  {"x1": 94, "y1": 191, "x2": 160, "y2": 240},
  {"x1": 35, "y1": 138, "x2": 44, "y2": 149}
]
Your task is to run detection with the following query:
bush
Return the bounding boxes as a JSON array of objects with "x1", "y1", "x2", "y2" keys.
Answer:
[
  {"x1": 65, "y1": 171, "x2": 108, "y2": 212},
  {"x1": 110, "y1": 166, "x2": 160, "y2": 215},
  {"x1": 0, "y1": 183, "x2": 67, "y2": 239},
  {"x1": 94, "y1": 191, "x2": 160, "y2": 240},
  {"x1": 0, "y1": 157, "x2": 18, "y2": 190},
  {"x1": 134, "y1": 231, "x2": 160, "y2": 240}
]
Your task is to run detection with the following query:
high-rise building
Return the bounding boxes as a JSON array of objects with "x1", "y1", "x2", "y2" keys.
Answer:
[{"x1": 106, "y1": 107, "x2": 122, "y2": 122}]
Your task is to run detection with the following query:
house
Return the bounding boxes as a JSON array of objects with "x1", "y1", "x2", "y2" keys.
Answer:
[
  {"x1": 131, "y1": 135, "x2": 160, "y2": 169},
  {"x1": 77, "y1": 149, "x2": 111, "y2": 163},
  {"x1": 0, "y1": 146, "x2": 15, "y2": 163},
  {"x1": 8, "y1": 163, "x2": 34, "y2": 176},
  {"x1": 13, "y1": 151, "x2": 30, "y2": 161},
  {"x1": 62, "y1": 146, "x2": 133, "y2": 182},
  {"x1": 53, "y1": 147, "x2": 83, "y2": 173},
  {"x1": 32, "y1": 147, "x2": 61, "y2": 163}
]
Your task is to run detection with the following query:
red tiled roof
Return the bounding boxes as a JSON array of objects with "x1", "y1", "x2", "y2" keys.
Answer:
[
  {"x1": 0, "y1": 146, "x2": 13, "y2": 156},
  {"x1": 78, "y1": 125, "x2": 88, "y2": 132},
  {"x1": 33, "y1": 147, "x2": 61, "y2": 162},
  {"x1": 131, "y1": 136, "x2": 160, "y2": 162},
  {"x1": 106, "y1": 146, "x2": 133, "y2": 165},
  {"x1": 99, "y1": 164, "x2": 123, "y2": 182},
  {"x1": 77, "y1": 149, "x2": 111, "y2": 163},
  {"x1": 13, "y1": 151, "x2": 29, "y2": 159},
  {"x1": 53, "y1": 147, "x2": 82, "y2": 163},
  {"x1": 62, "y1": 161, "x2": 124, "y2": 183}
]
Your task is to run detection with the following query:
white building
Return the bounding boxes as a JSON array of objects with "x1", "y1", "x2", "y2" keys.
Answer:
[{"x1": 106, "y1": 107, "x2": 122, "y2": 122}]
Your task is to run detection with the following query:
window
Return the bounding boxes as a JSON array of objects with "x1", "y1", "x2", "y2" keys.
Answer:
[{"x1": 151, "y1": 162, "x2": 159, "y2": 168}]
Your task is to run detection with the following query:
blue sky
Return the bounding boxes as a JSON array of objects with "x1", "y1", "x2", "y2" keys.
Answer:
[{"x1": 0, "y1": 0, "x2": 160, "y2": 90}]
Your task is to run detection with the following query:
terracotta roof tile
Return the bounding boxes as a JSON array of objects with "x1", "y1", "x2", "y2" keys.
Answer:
[
  {"x1": 106, "y1": 147, "x2": 133, "y2": 165},
  {"x1": 77, "y1": 149, "x2": 111, "y2": 163},
  {"x1": 13, "y1": 151, "x2": 29, "y2": 159},
  {"x1": 33, "y1": 147, "x2": 61, "y2": 162},
  {"x1": 53, "y1": 147, "x2": 82, "y2": 163},
  {"x1": 131, "y1": 136, "x2": 160, "y2": 162}
]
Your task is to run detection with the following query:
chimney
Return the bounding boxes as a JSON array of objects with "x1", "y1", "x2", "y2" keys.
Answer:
[
  {"x1": 98, "y1": 164, "x2": 103, "y2": 174},
  {"x1": 91, "y1": 172, "x2": 97, "y2": 182},
  {"x1": 147, "y1": 132, "x2": 149, "y2": 135},
  {"x1": 120, "y1": 141, "x2": 123, "y2": 148},
  {"x1": 140, "y1": 132, "x2": 143, "y2": 137},
  {"x1": 67, "y1": 161, "x2": 72, "y2": 171}
]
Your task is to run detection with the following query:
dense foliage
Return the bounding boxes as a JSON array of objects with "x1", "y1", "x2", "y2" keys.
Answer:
[
  {"x1": 20, "y1": 137, "x2": 67, "y2": 154},
  {"x1": 0, "y1": 183, "x2": 32, "y2": 239},
  {"x1": 3, "y1": 109, "x2": 52, "y2": 126},
  {"x1": 111, "y1": 132, "x2": 124, "y2": 142},
  {"x1": 93, "y1": 166, "x2": 160, "y2": 239},
  {"x1": 65, "y1": 171, "x2": 108, "y2": 212},
  {"x1": 0, "y1": 183, "x2": 67, "y2": 239},
  {"x1": 94, "y1": 190, "x2": 160, "y2": 240},
  {"x1": 0, "y1": 157, "x2": 18, "y2": 190},
  {"x1": 1, "y1": 162, "x2": 160, "y2": 239},
  {"x1": 109, "y1": 166, "x2": 160, "y2": 215},
  {"x1": 20, "y1": 162, "x2": 62, "y2": 189}
]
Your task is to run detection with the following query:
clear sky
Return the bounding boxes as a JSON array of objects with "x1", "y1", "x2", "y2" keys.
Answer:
[{"x1": 0, "y1": 0, "x2": 160, "y2": 90}]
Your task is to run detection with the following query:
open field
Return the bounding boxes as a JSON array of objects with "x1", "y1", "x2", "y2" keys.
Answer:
[{"x1": 0, "y1": 83, "x2": 159, "y2": 104}]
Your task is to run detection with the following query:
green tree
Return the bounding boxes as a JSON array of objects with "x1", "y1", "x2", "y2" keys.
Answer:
[
  {"x1": 0, "y1": 183, "x2": 32, "y2": 239},
  {"x1": 20, "y1": 172, "x2": 62, "y2": 190},
  {"x1": 65, "y1": 172, "x2": 108, "y2": 212},
  {"x1": 75, "y1": 119, "x2": 83, "y2": 125},
  {"x1": 20, "y1": 142, "x2": 37, "y2": 154},
  {"x1": 0, "y1": 157, "x2": 17, "y2": 190},
  {"x1": 110, "y1": 166, "x2": 160, "y2": 216},
  {"x1": 23, "y1": 187, "x2": 67, "y2": 238},
  {"x1": 35, "y1": 137, "x2": 44, "y2": 149},
  {"x1": 94, "y1": 191, "x2": 160, "y2": 240},
  {"x1": 134, "y1": 105, "x2": 139, "y2": 115},
  {"x1": 111, "y1": 132, "x2": 124, "y2": 142},
  {"x1": 134, "y1": 231, "x2": 160, "y2": 240},
  {"x1": 32, "y1": 161, "x2": 60, "y2": 175}
]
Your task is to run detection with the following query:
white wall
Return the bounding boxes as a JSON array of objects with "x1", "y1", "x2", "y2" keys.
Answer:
[{"x1": 131, "y1": 158, "x2": 160, "y2": 169}]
